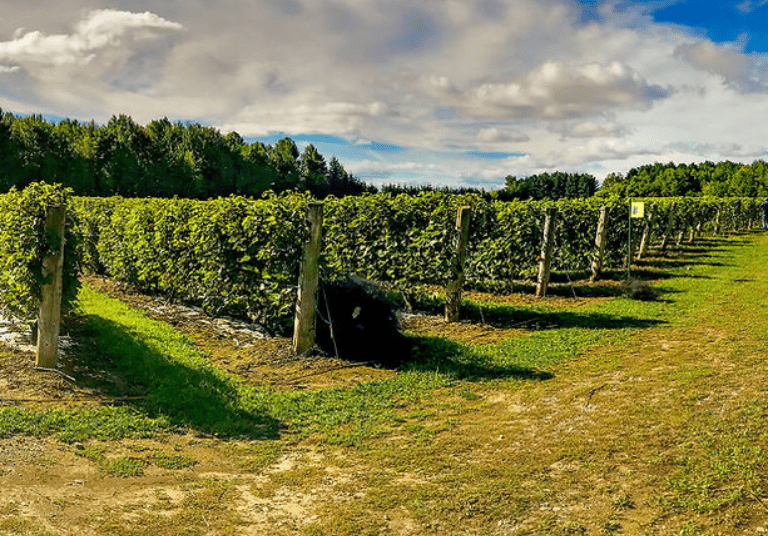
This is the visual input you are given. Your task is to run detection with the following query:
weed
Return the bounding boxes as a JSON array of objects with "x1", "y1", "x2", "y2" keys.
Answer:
[
  {"x1": 226, "y1": 442, "x2": 280, "y2": 474},
  {"x1": 74, "y1": 445, "x2": 105, "y2": 463},
  {"x1": 611, "y1": 493, "x2": 634, "y2": 511},
  {"x1": 458, "y1": 388, "x2": 481, "y2": 400},
  {"x1": 600, "y1": 519, "x2": 621, "y2": 534},
  {"x1": 153, "y1": 450, "x2": 197, "y2": 470},
  {"x1": 104, "y1": 456, "x2": 146, "y2": 477},
  {"x1": 678, "y1": 521, "x2": 702, "y2": 535},
  {"x1": 0, "y1": 516, "x2": 54, "y2": 536},
  {"x1": 562, "y1": 522, "x2": 587, "y2": 534}
]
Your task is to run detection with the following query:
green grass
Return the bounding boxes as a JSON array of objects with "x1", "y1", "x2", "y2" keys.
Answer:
[
  {"x1": 0, "y1": 281, "x2": 670, "y2": 446},
  {"x1": 104, "y1": 456, "x2": 146, "y2": 477},
  {"x1": 6, "y1": 233, "x2": 768, "y2": 535},
  {"x1": 152, "y1": 450, "x2": 198, "y2": 470},
  {"x1": 0, "y1": 406, "x2": 178, "y2": 443},
  {"x1": 0, "y1": 235, "x2": 748, "y2": 451}
]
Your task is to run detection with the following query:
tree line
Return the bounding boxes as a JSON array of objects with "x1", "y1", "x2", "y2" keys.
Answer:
[
  {"x1": 379, "y1": 172, "x2": 598, "y2": 201},
  {"x1": 598, "y1": 160, "x2": 768, "y2": 198},
  {"x1": 1, "y1": 110, "x2": 766, "y2": 200},
  {"x1": 0, "y1": 111, "x2": 374, "y2": 199}
]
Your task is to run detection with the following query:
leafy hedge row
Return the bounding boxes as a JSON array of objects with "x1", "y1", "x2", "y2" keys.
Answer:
[
  {"x1": 72, "y1": 193, "x2": 309, "y2": 333},
  {"x1": 325, "y1": 194, "x2": 755, "y2": 286},
  {"x1": 0, "y1": 182, "x2": 80, "y2": 321},
  {"x1": 1, "y1": 182, "x2": 755, "y2": 331},
  {"x1": 71, "y1": 191, "x2": 756, "y2": 334}
]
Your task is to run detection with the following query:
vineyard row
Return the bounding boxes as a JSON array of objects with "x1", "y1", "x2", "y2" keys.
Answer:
[{"x1": 0, "y1": 183, "x2": 758, "y2": 338}]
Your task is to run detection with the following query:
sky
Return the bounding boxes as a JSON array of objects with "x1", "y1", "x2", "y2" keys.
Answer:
[{"x1": 0, "y1": 0, "x2": 767, "y2": 189}]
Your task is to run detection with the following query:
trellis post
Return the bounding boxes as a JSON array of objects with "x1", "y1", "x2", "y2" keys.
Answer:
[
  {"x1": 589, "y1": 206, "x2": 608, "y2": 283},
  {"x1": 637, "y1": 206, "x2": 655, "y2": 260},
  {"x1": 536, "y1": 207, "x2": 557, "y2": 298},
  {"x1": 659, "y1": 202, "x2": 676, "y2": 252},
  {"x1": 36, "y1": 204, "x2": 66, "y2": 369},
  {"x1": 293, "y1": 202, "x2": 324, "y2": 355},
  {"x1": 445, "y1": 206, "x2": 472, "y2": 322},
  {"x1": 713, "y1": 209, "x2": 722, "y2": 235}
]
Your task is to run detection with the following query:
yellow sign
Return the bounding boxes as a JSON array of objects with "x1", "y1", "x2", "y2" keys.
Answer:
[{"x1": 630, "y1": 201, "x2": 645, "y2": 219}]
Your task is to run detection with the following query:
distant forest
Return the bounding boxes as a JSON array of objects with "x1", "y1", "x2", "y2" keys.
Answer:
[
  {"x1": 597, "y1": 160, "x2": 768, "y2": 198},
  {"x1": 1, "y1": 111, "x2": 767, "y2": 199},
  {"x1": 0, "y1": 111, "x2": 374, "y2": 199}
]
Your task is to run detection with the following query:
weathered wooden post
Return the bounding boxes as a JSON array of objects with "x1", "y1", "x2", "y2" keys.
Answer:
[
  {"x1": 659, "y1": 202, "x2": 676, "y2": 252},
  {"x1": 589, "y1": 206, "x2": 608, "y2": 283},
  {"x1": 536, "y1": 207, "x2": 557, "y2": 298},
  {"x1": 688, "y1": 223, "x2": 696, "y2": 243},
  {"x1": 36, "y1": 204, "x2": 66, "y2": 369},
  {"x1": 637, "y1": 206, "x2": 655, "y2": 260},
  {"x1": 713, "y1": 208, "x2": 722, "y2": 236},
  {"x1": 445, "y1": 206, "x2": 472, "y2": 322},
  {"x1": 293, "y1": 202, "x2": 324, "y2": 355}
]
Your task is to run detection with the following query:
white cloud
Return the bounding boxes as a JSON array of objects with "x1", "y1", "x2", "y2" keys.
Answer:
[
  {"x1": 0, "y1": 10, "x2": 182, "y2": 68},
  {"x1": 218, "y1": 100, "x2": 398, "y2": 137},
  {"x1": 466, "y1": 61, "x2": 669, "y2": 119},
  {"x1": 674, "y1": 41, "x2": 751, "y2": 88},
  {"x1": 475, "y1": 127, "x2": 530, "y2": 144},
  {"x1": 1, "y1": 1, "x2": 768, "y2": 187},
  {"x1": 736, "y1": 0, "x2": 768, "y2": 13},
  {"x1": 551, "y1": 121, "x2": 631, "y2": 139}
]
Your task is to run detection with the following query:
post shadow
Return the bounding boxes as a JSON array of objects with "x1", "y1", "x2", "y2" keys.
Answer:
[
  {"x1": 403, "y1": 335, "x2": 554, "y2": 382},
  {"x1": 69, "y1": 314, "x2": 282, "y2": 440}
]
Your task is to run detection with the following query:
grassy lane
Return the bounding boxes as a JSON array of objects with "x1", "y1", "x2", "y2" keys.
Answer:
[
  {"x1": 363, "y1": 233, "x2": 768, "y2": 536},
  {"x1": 274, "y1": 234, "x2": 768, "y2": 536}
]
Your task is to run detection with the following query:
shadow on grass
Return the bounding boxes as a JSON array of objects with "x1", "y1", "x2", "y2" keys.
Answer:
[
  {"x1": 635, "y1": 258, "x2": 729, "y2": 270},
  {"x1": 71, "y1": 314, "x2": 282, "y2": 440},
  {"x1": 404, "y1": 335, "x2": 554, "y2": 382},
  {"x1": 457, "y1": 301, "x2": 667, "y2": 331},
  {"x1": 509, "y1": 279, "x2": 681, "y2": 299}
]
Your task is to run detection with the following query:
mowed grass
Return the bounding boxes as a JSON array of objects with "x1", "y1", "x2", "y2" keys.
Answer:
[
  {"x1": 3, "y1": 233, "x2": 768, "y2": 535},
  {"x1": 3, "y1": 253, "x2": 681, "y2": 447}
]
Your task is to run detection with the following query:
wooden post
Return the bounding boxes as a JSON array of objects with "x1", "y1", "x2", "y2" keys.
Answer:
[
  {"x1": 293, "y1": 202, "x2": 324, "y2": 355},
  {"x1": 589, "y1": 206, "x2": 608, "y2": 283},
  {"x1": 36, "y1": 204, "x2": 66, "y2": 369},
  {"x1": 713, "y1": 209, "x2": 722, "y2": 235},
  {"x1": 536, "y1": 207, "x2": 557, "y2": 298},
  {"x1": 637, "y1": 206, "x2": 655, "y2": 260},
  {"x1": 445, "y1": 206, "x2": 472, "y2": 322},
  {"x1": 659, "y1": 202, "x2": 676, "y2": 252}
]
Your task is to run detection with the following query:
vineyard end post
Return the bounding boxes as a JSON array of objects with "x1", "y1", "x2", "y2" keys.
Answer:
[
  {"x1": 589, "y1": 206, "x2": 608, "y2": 283},
  {"x1": 535, "y1": 207, "x2": 557, "y2": 298},
  {"x1": 36, "y1": 204, "x2": 66, "y2": 369},
  {"x1": 445, "y1": 206, "x2": 471, "y2": 322},
  {"x1": 293, "y1": 202, "x2": 324, "y2": 355}
]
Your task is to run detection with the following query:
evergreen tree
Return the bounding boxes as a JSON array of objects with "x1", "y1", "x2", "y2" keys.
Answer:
[
  {"x1": 269, "y1": 138, "x2": 301, "y2": 192},
  {"x1": 299, "y1": 144, "x2": 328, "y2": 197}
]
